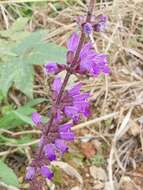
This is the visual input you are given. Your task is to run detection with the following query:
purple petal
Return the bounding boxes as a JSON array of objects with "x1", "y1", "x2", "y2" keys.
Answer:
[
  {"x1": 73, "y1": 101, "x2": 89, "y2": 110},
  {"x1": 73, "y1": 93, "x2": 90, "y2": 102},
  {"x1": 83, "y1": 107, "x2": 90, "y2": 117},
  {"x1": 40, "y1": 166, "x2": 54, "y2": 180},
  {"x1": 38, "y1": 135, "x2": 43, "y2": 145},
  {"x1": 64, "y1": 106, "x2": 79, "y2": 118},
  {"x1": 92, "y1": 64, "x2": 100, "y2": 76},
  {"x1": 94, "y1": 54, "x2": 108, "y2": 64},
  {"x1": 52, "y1": 78, "x2": 62, "y2": 94},
  {"x1": 83, "y1": 22, "x2": 93, "y2": 34},
  {"x1": 98, "y1": 15, "x2": 108, "y2": 22},
  {"x1": 102, "y1": 65, "x2": 110, "y2": 74},
  {"x1": 54, "y1": 110, "x2": 63, "y2": 122},
  {"x1": 25, "y1": 166, "x2": 35, "y2": 180},
  {"x1": 67, "y1": 32, "x2": 79, "y2": 52},
  {"x1": 60, "y1": 131, "x2": 75, "y2": 141},
  {"x1": 80, "y1": 42, "x2": 93, "y2": 58},
  {"x1": 55, "y1": 139, "x2": 68, "y2": 153},
  {"x1": 94, "y1": 15, "x2": 108, "y2": 32},
  {"x1": 73, "y1": 101, "x2": 90, "y2": 118},
  {"x1": 80, "y1": 59, "x2": 93, "y2": 72},
  {"x1": 68, "y1": 83, "x2": 82, "y2": 96},
  {"x1": 80, "y1": 54, "x2": 96, "y2": 73},
  {"x1": 59, "y1": 123, "x2": 72, "y2": 132},
  {"x1": 32, "y1": 112, "x2": 42, "y2": 125},
  {"x1": 72, "y1": 115, "x2": 80, "y2": 124},
  {"x1": 44, "y1": 144, "x2": 56, "y2": 161},
  {"x1": 44, "y1": 62, "x2": 58, "y2": 74}
]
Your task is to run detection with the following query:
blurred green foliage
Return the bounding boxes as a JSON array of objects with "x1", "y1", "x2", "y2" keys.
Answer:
[
  {"x1": 0, "y1": 17, "x2": 67, "y2": 98},
  {"x1": 90, "y1": 154, "x2": 105, "y2": 167},
  {"x1": 0, "y1": 160, "x2": 19, "y2": 188}
]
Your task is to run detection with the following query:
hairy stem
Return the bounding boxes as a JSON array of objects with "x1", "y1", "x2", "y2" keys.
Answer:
[{"x1": 38, "y1": 0, "x2": 95, "y2": 159}]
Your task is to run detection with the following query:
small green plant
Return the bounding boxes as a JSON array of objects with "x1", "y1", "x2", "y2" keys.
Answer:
[{"x1": 90, "y1": 154, "x2": 105, "y2": 167}]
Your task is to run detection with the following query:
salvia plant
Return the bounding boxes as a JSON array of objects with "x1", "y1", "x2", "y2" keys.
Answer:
[{"x1": 25, "y1": 0, "x2": 109, "y2": 189}]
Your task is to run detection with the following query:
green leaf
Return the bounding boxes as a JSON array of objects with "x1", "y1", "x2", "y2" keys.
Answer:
[
  {"x1": 0, "y1": 160, "x2": 19, "y2": 187},
  {"x1": 15, "y1": 135, "x2": 34, "y2": 145},
  {"x1": 13, "y1": 110, "x2": 35, "y2": 125},
  {"x1": 0, "y1": 29, "x2": 67, "y2": 97},
  {"x1": 25, "y1": 98, "x2": 47, "y2": 107},
  {"x1": 90, "y1": 154, "x2": 105, "y2": 167},
  {"x1": 0, "y1": 134, "x2": 35, "y2": 145},
  {"x1": 14, "y1": 30, "x2": 67, "y2": 65},
  {"x1": 53, "y1": 167, "x2": 63, "y2": 184},
  {"x1": 10, "y1": 17, "x2": 29, "y2": 32},
  {"x1": 0, "y1": 98, "x2": 46, "y2": 129},
  {"x1": 0, "y1": 135, "x2": 17, "y2": 144},
  {"x1": 0, "y1": 91, "x2": 4, "y2": 102},
  {"x1": 26, "y1": 42, "x2": 67, "y2": 65},
  {"x1": 0, "y1": 108, "x2": 34, "y2": 130},
  {"x1": 0, "y1": 58, "x2": 34, "y2": 98},
  {"x1": 0, "y1": 17, "x2": 29, "y2": 40}
]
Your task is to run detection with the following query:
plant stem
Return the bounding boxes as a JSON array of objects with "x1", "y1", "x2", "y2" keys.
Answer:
[{"x1": 38, "y1": 0, "x2": 95, "y2": 159}]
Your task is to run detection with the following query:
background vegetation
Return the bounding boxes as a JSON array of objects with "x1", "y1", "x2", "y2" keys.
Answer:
[{"x1": 0, "y1": 0, "x2": 143, "y2": 189}]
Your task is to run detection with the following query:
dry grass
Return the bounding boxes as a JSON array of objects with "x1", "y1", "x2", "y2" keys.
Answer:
[{"x1": 0, "y1": 0, "x2": 143, "y2": 189}]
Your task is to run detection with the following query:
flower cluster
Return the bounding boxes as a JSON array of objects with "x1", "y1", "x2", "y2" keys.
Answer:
[
  {"x1": 45, "y1": 32, "x2": 109, "y2": 77},
  {"x1": 77, "y1": 14, "x2": 108, "y2": 33},
  {"x1": 52, "y1": 78, "x2": 90, "y2": 123},
  {"x1": 26, "y1": 4, "x2": 109, "y2": 190},
  {"x1": 26, "y1": 80, "x2": 90, "y2": 184}
]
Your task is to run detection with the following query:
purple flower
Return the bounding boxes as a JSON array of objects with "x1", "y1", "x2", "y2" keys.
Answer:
[
  {"x1": 44, "y1": 62, "x2": 58, "y2": 74},
  {"x1": 52, "y1": 80, "x2": 90, "y2": 121},
  {"x1": 44, "y1": 144, "x2": 56, "y2": 161},
  {"x1": 44, "y1": 62, "x2": 66, "y2": 74},
  {"x1": 67, "y1": 32, "x2": 79, "y2": 52},
  {"x1": 64, "y1": 106, "x2": 79, "y2": 120},
  {"x1": 76, "y1": 15, "x2": 108, "y2": 32},
  {"x1": 55, "y1": 139, "x2": 68, "y2": 153},
  {"x1": 83, "y1": 22, "x2": 93, "y2": 34},
  {"x1": 40, "y1": 166, "x2": 53, "y2": 180},
  {"x1": 59, "y1": 123, "x2": 75, "y2": 141},
  {"x1": 78, "y1": 43, "x2": 109, "y2": 76},
  {"x1": 27, "y1": 9, "x2": 110, "y2": 187},
  {"x1": 68, "y1": 83, "x2": 82, "y2": 96},
  {"x1": 80, "y1": 42, "x2": 93, "y2": 58},
  {"x1": 94, "y1": 15, "x2": 108, "y2": 32},
  {"x1": 64, "y1": 84, "x2": 90, "y2": 120},
  {"x1": 25, "y1": 166, "x2": 35, "y2": 180},
  {"x1": 52, "y1": 77, "x2": 62, "y2": 94},
  {"x1": 59, "y1": 123, "x2": 72, "y2": 132},
  {"x1": 32, "y1": 112, "x2": 42, "y2": 125},
  {"x1": 54, "y1": 109, "x2": 63, "y2": 122},
  {"x1": 60, "y1": 131, "x2": 75, "y2": 141}
]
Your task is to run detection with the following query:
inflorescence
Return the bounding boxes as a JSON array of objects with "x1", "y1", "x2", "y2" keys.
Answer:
[{"x1": 26, "y1": 1, "x2": 109, "y2": 189}]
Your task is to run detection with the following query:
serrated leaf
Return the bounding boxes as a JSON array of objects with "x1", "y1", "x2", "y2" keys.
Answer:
[
  {"x1": 0, "y1": 160, "x2": 19, "y2": 187},
  {"x1": 0, "y1": 17, "x2": 29, "y2": 39},
  {"x1": 0, "y1": 30, "x2": 67, "y2": 97},
  {"x1": 14, "y1": 31, "x2": 67, "y2": 65},
  {"x1": 0, "y1": 58, "x2": 33, "y2": 97},
  {"x1": 10, "y1": 17, "x2": 29, "y2": 32},
  {"x1": 27, "y1": 43, "x2": 67, "y2": 65},
  {"x1": 14, "y1": 58, "x2": 34, "y2": 98}
]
